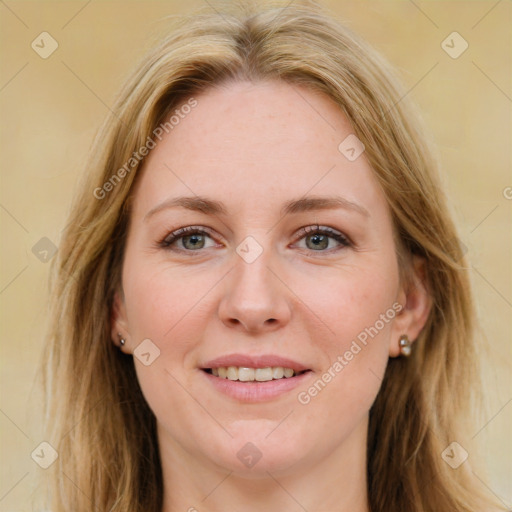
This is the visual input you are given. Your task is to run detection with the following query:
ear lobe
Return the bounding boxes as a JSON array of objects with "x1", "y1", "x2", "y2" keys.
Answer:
[
  {"x1": 111, "y1": 290, "x2": 129, "y2": 347},
  {"x1": 389, "y1": 255, "x2": 432, "y2": 357}
]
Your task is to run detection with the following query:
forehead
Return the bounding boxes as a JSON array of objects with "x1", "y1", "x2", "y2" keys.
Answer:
[{"x1": 131, "y1": 80, "x2": 386, "y2": 218}]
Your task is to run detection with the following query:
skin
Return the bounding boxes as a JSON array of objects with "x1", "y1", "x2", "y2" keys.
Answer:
[{"x1": 111, "y1": 80, "x2": 431, "y2": 512}]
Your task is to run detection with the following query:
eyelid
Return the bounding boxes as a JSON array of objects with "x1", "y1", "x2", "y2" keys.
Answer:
[
  {"x1": 159, "y1": 225, "x2": 220, "y2": 249},
  {"x1": 296, "y1": 224, "x2": 346, "y2": 238},
  {"x1": 292, "y1": 224, "x2": 352, "y2": 248}
]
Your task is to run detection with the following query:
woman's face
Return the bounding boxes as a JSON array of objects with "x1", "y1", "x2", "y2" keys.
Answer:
[{"x1": 112, "y1": 80, "x2": 427, "y2": 477}]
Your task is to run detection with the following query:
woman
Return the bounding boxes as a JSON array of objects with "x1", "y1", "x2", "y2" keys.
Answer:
[{"x1": 41, "y1": 1, "x2": 505, "y2": 511}]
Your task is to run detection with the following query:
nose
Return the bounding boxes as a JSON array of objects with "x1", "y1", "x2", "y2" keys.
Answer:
[{"x1": 218, "y1": 250, "x2": 292, "y2": 334}]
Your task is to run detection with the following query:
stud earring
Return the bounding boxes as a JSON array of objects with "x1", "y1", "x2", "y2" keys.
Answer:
[
  {"x1": 399, "y1": 334, "x2": 412, "y2": 357},
  {"x1": 118, "y1": 333, "x2": 126, "y2": 347}
]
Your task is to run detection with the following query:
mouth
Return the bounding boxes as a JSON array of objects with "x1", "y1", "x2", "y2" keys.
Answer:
[
  {"x1": 202, "y1": 366, "x2": 311, "y2": 382},
  {"x1": 199, "y1": 355, "x2": 313, "y2": 402}
]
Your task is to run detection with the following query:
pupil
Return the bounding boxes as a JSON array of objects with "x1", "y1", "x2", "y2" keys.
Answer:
[
  {"x1": 307, "y1": 234, "x2": 328, "y2": 250},
  {"x1": 184, "y1": 234, "x2": 204, "y2": 249}
]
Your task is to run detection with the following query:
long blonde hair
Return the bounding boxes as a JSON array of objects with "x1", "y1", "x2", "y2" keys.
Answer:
[{"x1": 41, "y1": 1, "x2": 503, "y2": 510}]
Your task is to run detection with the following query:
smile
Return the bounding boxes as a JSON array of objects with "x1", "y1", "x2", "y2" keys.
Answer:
[{"x1": 203, "y1": 366, "x2": 309, "y2": 382}]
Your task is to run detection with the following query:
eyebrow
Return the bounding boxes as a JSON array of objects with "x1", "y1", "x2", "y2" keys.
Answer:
[{"x1": 144, "y1": 194, "x2": 369, "y2": 221}]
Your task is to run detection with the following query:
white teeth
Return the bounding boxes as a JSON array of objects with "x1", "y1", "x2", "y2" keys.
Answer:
[
  {"x1": 227, "y1": 366, "x2": 238, "y2": 380},
  {"x1": 272, "y1": 367, "x2": 284, "y2": 379},
  {"x1": 283, "y1": 368, "x2": 294, "y2": 378},
  {"x1": 238, "y1": 367, "x2": 254, "y2": 381},
  {"x1": 255, "y1": 367, "x2": 273, "y2": 381},
  {"x1": 209, "y1": 366, "x2": 299, "y2": 381}
]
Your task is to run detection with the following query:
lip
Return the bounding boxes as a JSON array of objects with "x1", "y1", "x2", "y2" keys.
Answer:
[
  {"x1": 201, "y1": 353, "x2": 310, "y2": 372},
  {"x1": 199, "y1": 354, "x2": 313, "y2": 403},
  {"x1": 200, "y1": 368, "x2": 312, "y2": 403}
]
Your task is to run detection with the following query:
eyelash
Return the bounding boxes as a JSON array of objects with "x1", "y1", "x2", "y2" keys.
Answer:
[{"x1": 158, "y1": 224, "x2": 352, "y2": 254}]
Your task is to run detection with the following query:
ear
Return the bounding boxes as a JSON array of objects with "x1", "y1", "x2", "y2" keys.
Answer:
[
  {"x1": 111, "y1": 289, "x2": 130, "y2": 350},
  {"x1": 389, "y1": 255, "x2": 432, "y2": 357}
]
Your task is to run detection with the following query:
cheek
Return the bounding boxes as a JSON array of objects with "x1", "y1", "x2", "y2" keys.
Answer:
[
  {"x1": 317, "y1": 263, "x2": 398, "y2": 351},
  {"x1": 123, "y1": 256, "x2": 214, "y2": 343},
  {"x1": 297, "y1": 262, "x2": 397, "y2": 412},
  {"x1": 122, "y1": 260, "x2": 215, "y2": 423}
]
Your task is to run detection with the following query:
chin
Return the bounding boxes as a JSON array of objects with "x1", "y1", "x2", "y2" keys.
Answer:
[{"x1": 206, "y1": 423, "x2": 309, "y2": 477}]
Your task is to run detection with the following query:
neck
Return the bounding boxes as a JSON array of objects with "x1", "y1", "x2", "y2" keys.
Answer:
[{"x1": 159, "y1": 417, "x2": 370, "y2": 512}]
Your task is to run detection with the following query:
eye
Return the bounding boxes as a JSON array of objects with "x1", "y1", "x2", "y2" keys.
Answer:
[
  {"x1": 293, "y1": 224, "x2": 351, "y2": 252},
  {"x1": 158, "y1": 224, "x2": 351, "y2": 254},
  {"x1": 159, "y1": 226, "x2": 218, "y2": 251}
]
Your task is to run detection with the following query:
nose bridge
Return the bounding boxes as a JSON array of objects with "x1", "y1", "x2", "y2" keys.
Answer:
[
  {"x1": 217, "y1": 234, "x2": 291, "y2": 332},
  {"x1": 234, "y1": 247, "x2": 275, "y2": 299}
]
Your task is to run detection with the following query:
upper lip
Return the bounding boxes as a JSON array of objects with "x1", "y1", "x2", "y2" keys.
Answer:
[{"x1": 201, "y1": 354, "x2": 310, "y2": 372}]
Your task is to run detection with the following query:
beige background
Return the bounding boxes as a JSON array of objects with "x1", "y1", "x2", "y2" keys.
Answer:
[{"x1": 0, "y1": 0, "x2": 510, "y2": 509}]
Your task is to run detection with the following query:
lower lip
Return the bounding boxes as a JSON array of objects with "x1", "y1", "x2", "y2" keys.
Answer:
[{"x1": 201, "y1": 370, "x2": 312, "y2": 402}]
